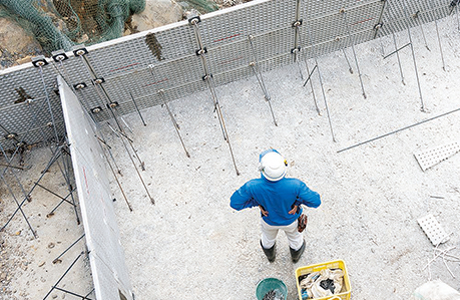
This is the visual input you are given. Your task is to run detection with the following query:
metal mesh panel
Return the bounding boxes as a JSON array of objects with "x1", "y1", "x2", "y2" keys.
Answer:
[{"x1": 58, "y1": 76, "x2": 133, "y2": 300}]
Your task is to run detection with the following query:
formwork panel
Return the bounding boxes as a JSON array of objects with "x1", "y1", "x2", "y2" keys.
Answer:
[
  {"x1": 199, "y1": 0, "x2": 297, "y2": 48},
  {"x1": 59, "y1": 76, "x2": 133, "y2": 300}
]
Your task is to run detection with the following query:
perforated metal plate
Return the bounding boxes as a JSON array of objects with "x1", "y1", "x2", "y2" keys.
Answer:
[
  {"x1": 58, "y1": 76, "x2": 133, "y2": 300},
  {"x1": 414, "y1": 141, "x2": 460, "y2": 171},
  {"x1": 418, "y1": 214, "x2": 450, "y2": 246}
]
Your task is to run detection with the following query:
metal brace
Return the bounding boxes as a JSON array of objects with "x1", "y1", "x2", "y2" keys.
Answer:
[
  {"x1": 73, "y1": 82, "x2": 87, "y2": 90},
  {"x1": 196, "y1": 47, "x2": 208, "y2": 56},
  {"x1": 4, "y1": 133, "x2": 18, "y2": 140},
  {"x1": 291, "y1": 47, "x2": 301, "y2": 54},
  {"x1": 92, "y1": 78, "x2": 105, "y2": 85},
  {"x1": 72, "y1": 45, "x2": 88, "y2": 57},
  {"x1": 292, "y1": 20, "x2": 303, "y2": 27},
  {"x1": 31, "y1": 55, "x2": 48, "y2": 68},
  {"x1": 202, "y1": 74, "x2": 213, "y2": 81},
  {"x1": 52, "y1": 50, "x2": 69, "y2": 62},
  {"x1": 106, "y1": 102, "x2": 119, "y2": 109},
  {"x1": 91, "y1": 106, "x2": 103, "y2": 114},
  {"x1": 188, "y1": 15, "x2": 201, "y2": 25},
  {"x1": 373, "y1": 22, "x2": 383, "y2": 30}
]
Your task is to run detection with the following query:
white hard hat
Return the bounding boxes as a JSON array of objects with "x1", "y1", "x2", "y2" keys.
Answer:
[{"x1": 259, "y1": 150, "x2": 287, "y2": 181}]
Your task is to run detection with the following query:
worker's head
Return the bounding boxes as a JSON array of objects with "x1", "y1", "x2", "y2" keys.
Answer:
[{"x1": 258, "y1": 149, "x2": 287, "y2": 181}]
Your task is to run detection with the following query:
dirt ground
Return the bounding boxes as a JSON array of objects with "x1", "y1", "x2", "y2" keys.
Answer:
[{"x1": 2, "y1": 14, "x2": 460, "y2": 300}]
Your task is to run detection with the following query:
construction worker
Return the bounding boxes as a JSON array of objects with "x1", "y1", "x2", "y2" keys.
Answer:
[{"x1": 230, "y1": 149, "x2": 321, "y2": 263}]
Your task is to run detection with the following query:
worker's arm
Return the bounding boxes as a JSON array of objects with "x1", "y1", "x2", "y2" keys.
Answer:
[
  {"x1": 230, "y1": 183, "x2": 258, "y2": 211},
  {"x1": 296, "y1": 181, "x2": 321, "y2": 208}
]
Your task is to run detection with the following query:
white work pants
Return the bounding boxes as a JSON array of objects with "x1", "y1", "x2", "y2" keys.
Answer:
[{"x1": 260, "y1": 219, "x2": 303, "y2": 251}]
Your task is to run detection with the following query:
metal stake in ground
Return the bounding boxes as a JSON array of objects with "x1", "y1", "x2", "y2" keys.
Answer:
[
  {"x1": 414, "y1": 11, "x2": 431, "y2": 51},
  {"x1": 0, "y1": 173, "x2": 37, "y2": 238},
  {"x1": 157, "y1": 89, "x2": 191, "y2": 158},
  {"x1": 429, "y1": 2, "x2": 446, "y2": 71},
  {"x1": 189, "y1": 16, "x2": 240, "y2": 175},
  {"x1": 42, "y1": 252, "x2": 85, "y2": 300},
  {"x1": 339, "y1": 5, "x2": 367, "y2": 99},
  {"x1": 401, "y1": 0, "x2": 426, "y2": 111},
  {"x1": 302, "y1": 14, "x2": 336, "y2": 142},
  {"x1": 337, "y1": 106, "x2": 460, "y2": 153},
  {"x1": 1, "y1": 144, "x2": 64, "y2": 233},
  {"x1": 129, "y1": 92, "x2": 147, "y2": 126},
  {"x1": 52, "y1": 234, "x2": 85, "y2": 264},
  {"x1": 148, "y1": 65, "x2": 190, "y2": 157},
  {"x1": 96, "y1": 132, "x2": 134, "y2": 211},
  {"x1": 248, "y1": 35, "x2": 278, "y2": 126}
]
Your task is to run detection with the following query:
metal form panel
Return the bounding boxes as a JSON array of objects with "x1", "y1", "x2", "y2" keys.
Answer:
[
  {"x1": 418, "y1": 214, "x2": 450, "y2": 246},
  {"x1": 414, "y1": 141, "x2": 460, "y2": 171},
  {"x1": 0, "y1": 0, "x2": 455, "y2": 151},
  {"x1": 58, "y1": 76, "x2": 133, "y2": 300}
]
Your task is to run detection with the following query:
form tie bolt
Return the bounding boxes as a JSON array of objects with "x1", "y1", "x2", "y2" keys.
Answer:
[
  {"x1": 56, "y1": 55, "x2": 65, "y2": 61},
  {"x1": 46, "y1": 122, "x2": 53, "y2": 127},
  {"x1": 36, "y1": 61, "x2": 45, "y2": 67},
  {"x1": 17, "y1": 142, "x2": 24, "y2": 147},
  {"x1": 7, "y1": 133, "x2": 17, "y2": 139},
  {"x1": 75, "y1": 84, "x2": 85, "y2": 89},
  {"x1": 92, "y1": 107, "x2": 101, "y2": 114},
  {"x1": 335, "y1": 36, "x2": 341, "y2": 42},
  {"x1": 249, "y1": 62, "x2": 256, "y2": 67},
  {"x1": 94, "y1": 79, "x2": 103, "y2": 84},
  {"x1": 26, "y1": 98, "x2": 34, "y2": 105},
  {"x1": 248, "y1": 34, "x2": 254, "y2": 40},
  {"x1": 190, "y1": 19, "x2": 199, "y2": 25},
  {"x1": 76, "y1": 50, "x2": 86, "y2": 56},
  {"x1": 109, "y1": 103, "x2": 118, "y2": 108},
  {"x1": 340, "y1": 8, "x2": 345, "y2": 13}
]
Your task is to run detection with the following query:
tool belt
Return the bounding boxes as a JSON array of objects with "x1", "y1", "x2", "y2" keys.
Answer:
[{"x1": 297, "y1": 214, "x2": 308, "y2": 232}]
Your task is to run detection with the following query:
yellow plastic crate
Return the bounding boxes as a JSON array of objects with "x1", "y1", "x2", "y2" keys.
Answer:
[{"x1": 295, "y1": 260, "x2": 351, "y2": 300}]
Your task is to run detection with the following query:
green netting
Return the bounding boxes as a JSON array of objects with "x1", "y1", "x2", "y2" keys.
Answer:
[{"x1": 0, "y1": 0, "x2": 146, "y2": 53}]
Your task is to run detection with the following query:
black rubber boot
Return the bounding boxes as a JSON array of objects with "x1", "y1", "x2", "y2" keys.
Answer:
[
  {"x1": 260, "y1": 240, "x2": 276, "y2": 262},
  {"x1": 290, "y1": 240, "x2": 306, "y2": 263}
]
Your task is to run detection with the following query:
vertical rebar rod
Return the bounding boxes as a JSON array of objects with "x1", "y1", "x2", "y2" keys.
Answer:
[
  {"x1": 293, "y1": 0, "x2": 303, "y2": 79},
  {"x1": 37, "y1": 65, "x2": 61, "y2": 144},
  {"x1": 248, "y1": 35, "x2": 278, "y2": 126},
  {"x1": 401, "y1": 0, "x2": 426, "y2": 111}
]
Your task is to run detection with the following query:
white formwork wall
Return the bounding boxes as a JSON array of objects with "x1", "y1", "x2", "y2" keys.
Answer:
[{"x1": 58, "y1": 76, "x2": 133, "y2": 300}]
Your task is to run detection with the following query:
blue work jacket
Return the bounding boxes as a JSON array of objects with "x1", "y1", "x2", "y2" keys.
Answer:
[{"x1": 230, "y1": 176, "x2": 321, "y2": 226}]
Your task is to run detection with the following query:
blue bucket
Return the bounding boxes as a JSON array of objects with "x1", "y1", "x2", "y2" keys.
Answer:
[{"x1": 255, "y1": 278, "x2": 287, "y2": 300}]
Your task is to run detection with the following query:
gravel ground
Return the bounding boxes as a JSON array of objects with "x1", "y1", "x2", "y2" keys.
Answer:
[{"x1": 2, "y1": 12, "x2": 460, "y2": 300}]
